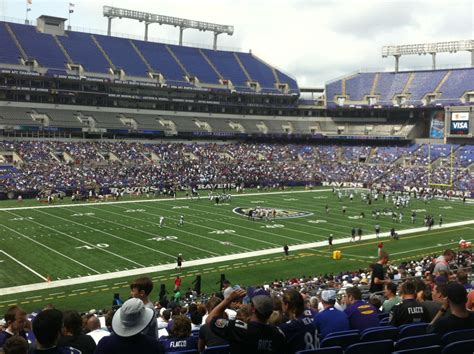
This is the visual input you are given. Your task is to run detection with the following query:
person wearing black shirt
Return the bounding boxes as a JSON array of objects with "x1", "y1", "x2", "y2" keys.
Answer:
[
  {"x1": 389, "y1": 281, "x2": 430, "y2": 326},
  {"x1": 428, "y1": 282, "x2": 474, "y2": 335},
  {"x1": 206, "y1": 288, "x2": 285, "y2": 354},
  {"x1": 58, "y1": 310, "x2": 96, "y2": 354},
  {"x1": 369, "y1": 251, "x2": 389, "y2": 293}
]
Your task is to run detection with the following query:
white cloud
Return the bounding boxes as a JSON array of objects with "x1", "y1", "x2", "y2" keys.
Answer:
[{"x1": 1, "y1": 0, "x2": 473, "y2": 86}]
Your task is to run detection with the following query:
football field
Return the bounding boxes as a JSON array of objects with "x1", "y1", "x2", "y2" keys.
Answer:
[{"x1": 0, "y1": 188, "x2": 472, "y2": 313}]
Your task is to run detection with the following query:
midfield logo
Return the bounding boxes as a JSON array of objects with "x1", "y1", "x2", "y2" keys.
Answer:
[{"x1": 233, "y1": 207, "x2": 313, "y2": 219}]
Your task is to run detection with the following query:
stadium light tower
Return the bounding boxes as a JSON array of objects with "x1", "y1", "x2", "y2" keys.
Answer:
[
  {"x1": 103, "y1": 6, "x2": 234, "y2": 49},
  {"x1": 382, "y1": 40, "x2": 474, "y2": 72}
]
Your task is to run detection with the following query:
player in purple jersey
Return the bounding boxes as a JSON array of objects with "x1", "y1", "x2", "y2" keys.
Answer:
[
  {"x1": 159, "y1": 315, "x2": 198, "y2": 352},
  {"x1": 278, "y1": 289, "x2": 319, "y2": 353}
]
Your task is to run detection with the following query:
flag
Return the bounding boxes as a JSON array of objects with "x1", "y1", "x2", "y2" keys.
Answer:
[{"x1": 69, "y1": 2, "x2": 75, "y2": 13}]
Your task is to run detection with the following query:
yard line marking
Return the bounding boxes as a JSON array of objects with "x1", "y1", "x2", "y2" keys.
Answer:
[
  {"x1": 0, "y1": 250, "x2": 47, "y2": 281},
  {"x1": 0, "y1": 222, "x2": 99, "y2": 275},
  {"x1": 0, "y1": 220, "x2": 473, "y2": 296},
  {"x1": 25, "y1": 295, "x2": 41, "y2": 300},
  {"x1": 35, "y1": 209, "x2": 174, "y2": 261},
  {"x1": 80, "y1": 206, "x2": 219, "y2": 256},
  {"x1": 72, "y1": 288, "x2": 87, "y2": 292},
  {"x1": 105, "y1": 204, "x2": 255, "y2": 252},
  {"x1": 0, "y1": 299, "x2": 17, "y2": 304},
  {"x1": 4, "y1": 209, "x2": 145, "y2": 268}
]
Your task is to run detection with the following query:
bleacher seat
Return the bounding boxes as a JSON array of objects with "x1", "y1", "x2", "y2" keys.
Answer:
[
  {"x1": 392, "y1": 345, "x2": 442, "y2": 354},
  {"x1": 360, "y1": 326, "x2": 398, "y2": 342},
  {"x1": 398, "y1": 323, "x2": 429, "y2": 338},
  {"x1": 394, "y1": 334, "x2": 439, "y2": 351},
  {"x1": 295, "y1": 347, "x2": 343, "y2": 354},
  {"x1": 320, "y1": 333, "x2": 359, "y2": 349},
  {"x1": 202, "y1": 344, "x2": 230, "y2": 354},
  {"x1": 345, "y1": 339, "x2": 393, "y2": 354},
  {"x1": 442, "y1": 339, "x2": 474, "y2": 354},
  {"x1": 379, "y1": 317, "x2": 390, "y2": 325},
  {"x1": 441, "y1": 329, "x2": 474, "y2": 346},
  {"x1": 325, "y1": 329, "x2": 359, "y2": 339}
]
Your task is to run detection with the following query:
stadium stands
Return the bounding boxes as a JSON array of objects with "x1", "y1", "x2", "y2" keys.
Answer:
[
  {"x1": 0, "y1": 20, "x2": 298, "y2": 93},
  {"x1": 326, "y1": 68, "x2": 474, "y2": 107},
  {"x1": 0, "y1": 141, "x2": 471, "y2": 193}
]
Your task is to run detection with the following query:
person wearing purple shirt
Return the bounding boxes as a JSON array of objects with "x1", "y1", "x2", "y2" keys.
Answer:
[
  {"x1": 159, "y1": 315, "x2": 198, "y2": 352},
  {"x1": 278, "y1": 289, "x2": 318, "y2": 353},
  {"x1": 344, "y1": 287, "x2": 379, "y2": 331}
]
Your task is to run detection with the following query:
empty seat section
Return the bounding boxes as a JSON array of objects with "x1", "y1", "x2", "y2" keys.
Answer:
[
  {"x1": 59, "y1": 32, "x2": 110, "y2": 73},
  {"x1": 438, "y1": 68, "x2": 474, "y2": 100},
  {"x1": 407, "y1": 70, "x2": 446, "y2": 101},
  {"x1": 236, "y1": 52, "x2": 276, "y2": 89},
  {"x1": 345, "y1": 73, "x2": 376, "y2": 101},
  {"x1": 203, "y1": 49, "x2": 248, "y2": 86},
  {"x1": 0, "y1": 22, "x2": 23, "y2": 64},
  {"x1": 132, "y1": 41, "x2": 186, "y2": 82},
  {"x1": 9, "y1": 23, "x2": 67, "y2": 69},
  {"x1": 169, "y1": 45, "x2": 219, "y2": 83},
  {"x1": 94, "y1": 35, "x2": 148, "y2": 77}
]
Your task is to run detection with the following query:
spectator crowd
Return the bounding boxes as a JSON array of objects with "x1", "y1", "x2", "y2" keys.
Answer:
[
  {"x1": 0, "y1": 141, "x2": 472, "y2": 194},
  {"x1": 0, "y1": 249, "x2": 472, "y2": 353}
]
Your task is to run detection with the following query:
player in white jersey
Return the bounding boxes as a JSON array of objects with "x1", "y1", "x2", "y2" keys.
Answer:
[
  {"x1": 159, "y1": 216, "x2": 164, "y2": 228},
  {"x1": 178, "y1": 215, "x2": 184, "y2": 227}
]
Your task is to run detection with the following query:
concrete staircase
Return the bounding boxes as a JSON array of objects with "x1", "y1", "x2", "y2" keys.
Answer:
[
  {"x1": 4, "y1": 23, "x2": 27, "y2": 60},
  {"x1": 91, "y1": 35, "x2": 116, "y2": 70},
  {"x1": 198, "y1": 49, "x2": 223, "y2": 81},
  {"x1": 52, "y1": 35, "x2": 73, "y2": 64},
  {"x1": 129, "y1": 40, "x2": 154, "y2": 74},
  {"x1": 233, "y1": 53, "x2": 253, "y2": 83},
  {"x1": 165, "y1": 45, "x2": 190, "y2": 78},
  {"x1": 370, "y1": 73, "x2": 380, "y2": 96}
]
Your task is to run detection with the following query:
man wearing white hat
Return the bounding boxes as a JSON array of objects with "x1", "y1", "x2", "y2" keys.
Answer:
[
  {"x1": 313, "y1": 290, "x2": 350, "y2": 338},
  {"x1": 95, "y1": 298, "x2": 163, "y2": 354}
]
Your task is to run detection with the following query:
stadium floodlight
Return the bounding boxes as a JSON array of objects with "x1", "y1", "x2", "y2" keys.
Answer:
[
  {"x1": 382, "y1": 40, "x2": 474, "y2": 71},
  {"x1": 103, "y1": 5, "x2": 234, "y2": 49}
]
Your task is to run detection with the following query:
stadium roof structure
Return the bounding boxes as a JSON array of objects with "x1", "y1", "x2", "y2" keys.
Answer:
[
  {"x1": 382, "y1": 40, "x2": 474, "y2": 72},
  {"x1": 103, "y1": 6, "x2": 234, "y2": 50}
]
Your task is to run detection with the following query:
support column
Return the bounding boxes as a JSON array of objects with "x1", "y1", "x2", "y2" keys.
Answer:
[
  {"x1": 471, "y1": 50, "x2": 474, "y2": 68},
  {"x1": 213, "y1": 32, "x2": 220, "y2": 50},
  {"x1": 394, "y1": 55, "x2": 400, "y2": 72},
  {"x1": 431, "y1": 53, "x2": 436, "y2": 70},
  {"x1": 144, "y1": 22, "x2": 150, "y2": 41},
  {"x1": 107, "y1": 17, "x2": 113, "y2": 36},
  {"x1": 179, "y1": 27, "x2": 184, "y2": 46}
]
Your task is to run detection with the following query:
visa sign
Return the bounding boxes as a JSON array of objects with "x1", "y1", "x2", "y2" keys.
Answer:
[{"x1": 450, "y1": 120, "x2": 469, "y2": 134}]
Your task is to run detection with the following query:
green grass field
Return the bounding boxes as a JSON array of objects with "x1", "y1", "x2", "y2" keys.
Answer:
[{"x1": 0, "y1": 188, "x2": 472, "y2": 314}]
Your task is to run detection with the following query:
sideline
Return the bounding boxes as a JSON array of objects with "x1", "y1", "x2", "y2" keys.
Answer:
[
  {"x1": 0, "y1": 219, "x2": 472, "y2": 296},
  {"x1": 0, "y1": 188, "x2": 332, "y2": 212}
]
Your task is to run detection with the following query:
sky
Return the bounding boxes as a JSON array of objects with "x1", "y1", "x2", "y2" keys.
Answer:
[{"x1": 0, "y1": 0, "x2": 473, "y2": 87}]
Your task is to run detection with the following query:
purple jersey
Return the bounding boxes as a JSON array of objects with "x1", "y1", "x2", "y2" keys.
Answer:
[
  {"x1": 344, "y1": 300, "x2": 379, "y2": 331},
  {"x1": 278, "y1": 309, "x2": 319, "y2": 352},
  {"x1": 159, "y1": 335, "x2": 198, "y2": 352}
]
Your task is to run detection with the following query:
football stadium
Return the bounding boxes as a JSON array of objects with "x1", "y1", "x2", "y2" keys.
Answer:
[{"x1": 0, "y1": 1, "x2": 473, "y2": 353}]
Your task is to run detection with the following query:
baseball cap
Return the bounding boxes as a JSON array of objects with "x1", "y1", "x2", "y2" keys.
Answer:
[
  {"x1": 251, "y1": 295, "x2": 274, "y2": 319},
  {"x1": 321, "y1": 290, "x2": 337, "y2": 302},
  {"x1": 112, "y1": 298, "x2": 154, "y2": 337}
]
